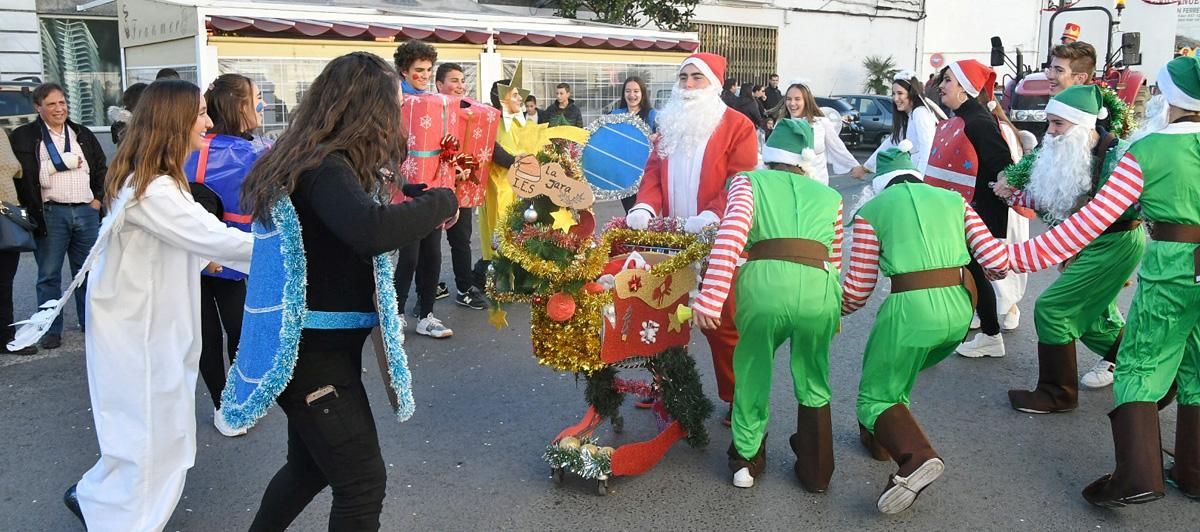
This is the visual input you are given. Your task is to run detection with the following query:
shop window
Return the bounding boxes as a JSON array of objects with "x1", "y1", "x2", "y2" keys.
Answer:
[
  {"x1": 125, "y1": 66, "x2": 199, "y2": 86},
  {"x1": 501, "y1": 59, "x2": 679, "y2": 126},
  {"x1": 39, "y1": 17, "x2": 121, "y2": 127}
]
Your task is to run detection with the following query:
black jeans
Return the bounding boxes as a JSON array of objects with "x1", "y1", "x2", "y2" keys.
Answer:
[
  {"x1": 0, "y1": 251, "x2": 20, "y2": 345},
  {"x1": 394, "y1": 228, "x2": 442, "y2": 317},
  {"x1": 198, "y1": 276, "x2": 246, "y2": 409},
  {"x1": 445, "y1": 207, "x2": 474, "y2": 293},
  {"x1": 966, "y1": 259, "x2": 1000, "y2": 336},
  {"x1": 250, "y1": 344, "x2": 386, "y2": 532}
]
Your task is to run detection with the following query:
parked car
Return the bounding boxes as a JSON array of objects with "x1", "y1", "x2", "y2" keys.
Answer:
[
  {"x1": 0, "y1": 79, "x2": 39, "y2": 134},
  {"x1": 835, "y1": 94, "x2": 894, "y2": 146},
  {"x1": 814, "y1": 96, "x2": 863, "y2": 147}
]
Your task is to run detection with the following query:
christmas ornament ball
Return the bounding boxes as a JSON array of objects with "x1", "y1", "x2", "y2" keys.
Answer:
[
  {"x1": 558, "y1": 436, "x2": 581, "y2": 450},
  {"x1": 523, "y1": 206, "x2": 539, "y2": 223}
]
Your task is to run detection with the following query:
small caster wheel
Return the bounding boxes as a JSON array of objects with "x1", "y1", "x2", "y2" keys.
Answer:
[
  {"x1": 612, "y1": 415, "x2": 625, "y2": 434},
  {"x1": 551, "y1": 468, "x2": 564, "y2": 485},
  {"x1": 596, "y1": 478, "x2": 609, "y2": 496}
]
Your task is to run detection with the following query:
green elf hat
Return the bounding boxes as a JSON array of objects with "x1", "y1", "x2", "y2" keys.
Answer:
[
  {"x1": 1159, "y1": 56, "x2": 1200, "y2": 112},
  {"x1": 496, "y1": 60, "x2": 531, "y2": 102},
  {"x1": 871, "y1": 139, "x2": 919, "y2": 194},
  {"x1": 762, "y1": 118, "x2": 818, "y2": 172},
  {"x1": 1044, "y1": 84, "x2": 1108, "y2": 128}
]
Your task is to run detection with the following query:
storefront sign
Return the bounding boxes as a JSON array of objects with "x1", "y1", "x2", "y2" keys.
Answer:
[{"x1": 118, "y1": 0, "x2": 197, "y2": 47}]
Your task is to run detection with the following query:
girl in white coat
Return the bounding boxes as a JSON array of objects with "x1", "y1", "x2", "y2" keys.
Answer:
[
  {"x1": 32, "y1": 80, "x2": 255, "y2": 531},
  {"x1": 776, "y1": 82, "x2": 864, "y2": 185},
  {"x1": 860, "y1": 72, "x2": 942, "y2": 177}
]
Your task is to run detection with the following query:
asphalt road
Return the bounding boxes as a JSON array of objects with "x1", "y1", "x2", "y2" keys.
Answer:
[{"x1": 2, "y1": 152, "x2": 1198, "y2": 530}]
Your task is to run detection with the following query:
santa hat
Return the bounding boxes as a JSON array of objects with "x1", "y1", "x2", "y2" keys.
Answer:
[
  {"x1": 1062, "y1": 23, "x2": 1081, "y2": 42},
  {"x1": 871, "y1": 140, "x2": 920, "y2": 194},
  {"x1": 680, "y1": 53, "x2": 727, "y2": 89},
  {"x1": 948, "y1": 59, "x2": 997, "y2": 101},
  {"x1": 1044, "y1": 84, "x2": 1109, "y2": 129},
  {"x1": 1158, "y1": 56, "x2": 1200, "y2": 112},
  {"x1": 762, "y1": 118, "x2": 818, "y2": 171}
]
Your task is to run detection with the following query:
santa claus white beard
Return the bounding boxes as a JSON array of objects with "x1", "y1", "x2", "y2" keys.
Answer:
[
  {"x1": 1130, "y1": 93, "x2": 1170, "y2": 144},
  {"x1": 1026, "y1": 125, "x2": 1094, "y2": 221},
  {"x1": 656, "y1": 84, "x2": 726, "y2": 158}
]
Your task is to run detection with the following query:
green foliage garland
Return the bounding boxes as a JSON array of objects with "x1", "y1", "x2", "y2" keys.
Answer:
[
  {"x1": 645, "y1": 347, "x2": 714, "y2": 448},
  {"x1": 1003, "y1": 150, "x2": 1037, "y2": 192},
  {"x1": 1099, "y1": 85, "x2": 1134, "y2": 139}
]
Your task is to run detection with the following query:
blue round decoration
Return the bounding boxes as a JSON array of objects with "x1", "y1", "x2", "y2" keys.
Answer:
[{"x1": 581, "y1": 114, "x2": 652, "y2": 201}]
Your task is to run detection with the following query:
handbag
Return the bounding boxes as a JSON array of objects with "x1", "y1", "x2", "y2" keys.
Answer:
[{"x1": 0, "y1": 201, "x2": 37, "y2": 252}]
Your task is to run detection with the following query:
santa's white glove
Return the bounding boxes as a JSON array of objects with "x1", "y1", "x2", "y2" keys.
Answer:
[
  {"x1": 684, "y1": 211, "x2": 719, "y2": 234},
  {"x1": 626, "y1": 207, "x2": 653, "y2": 230}
]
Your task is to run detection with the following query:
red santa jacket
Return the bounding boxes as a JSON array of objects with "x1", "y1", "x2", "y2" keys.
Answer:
[{"x1": 633, "y1": 108, "x2": 758, "y2": 218}]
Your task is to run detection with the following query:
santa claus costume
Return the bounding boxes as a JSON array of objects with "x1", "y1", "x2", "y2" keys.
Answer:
[
  {"x1": 844, "y1": 144, "x2": 1009, "y2": 514},
  {"x1": 1007, "y1": 56, "x2": 1200, "y2": 507},
  {"x1": 626, "y1": 53, "x2": 758, "y2": 418},
  {"x1": 693, "y1": 119, "x2": 843, "y2": 490}
]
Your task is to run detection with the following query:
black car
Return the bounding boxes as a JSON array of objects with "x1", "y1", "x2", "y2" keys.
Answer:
[
  {"x1": 814, "y1": 96, "x2": 863, "y2": 147},
  {"x1": 835, "y1": 94, "x2": 895, "y2": 146}
]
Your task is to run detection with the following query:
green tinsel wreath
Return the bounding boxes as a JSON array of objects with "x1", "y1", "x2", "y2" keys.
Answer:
[
  {"x1": 1003, "y1": 150, "x2": 1037, "y2": 192},
  {"x1": 1099, "y1": 85, "x2": 1135, "y2": 139}
]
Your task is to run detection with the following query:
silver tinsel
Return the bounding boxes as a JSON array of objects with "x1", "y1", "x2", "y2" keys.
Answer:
[{"x1": 582, "y1": 113, "x2": 653, "y2": 202}]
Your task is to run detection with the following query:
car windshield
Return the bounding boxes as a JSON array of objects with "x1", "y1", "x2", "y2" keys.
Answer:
[
  {"x1": 818, "y1": 98, "x2": 853, "y2": 113},
  {"x1": 0, "y1": 91, "x2": 35, "y2": 116}
]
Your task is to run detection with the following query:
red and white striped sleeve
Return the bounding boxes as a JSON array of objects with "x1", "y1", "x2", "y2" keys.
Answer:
[
  {"x1": 1009, "y1": 190, "x2": 1036, "y2": 209},
  {"x1": 841, "y1": 214, "x2": 880, "y2": 315},
  {"x1": 831, "y1": 200, "x2": 844, "y2": 272},
  {"x1": 965, "y1": 204, "x2": 1009, "y2": 276},
  {"x1": 1009, "y1": 151, "x2": 1144, "y2": 273},
  {"x1": 694, "y1": 175, "x2": 754, "y2": 318}
]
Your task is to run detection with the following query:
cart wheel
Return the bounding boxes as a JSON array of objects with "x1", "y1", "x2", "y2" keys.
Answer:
[
  {"x1": 612, "y1": 415, "x2": 625, "y2": 434},
  {"x1": 596, "y1": 478, "x2": 609, "y2": 496},
  {"x1": 551, "y1": 468, "x2": 563, "y2": 485}
]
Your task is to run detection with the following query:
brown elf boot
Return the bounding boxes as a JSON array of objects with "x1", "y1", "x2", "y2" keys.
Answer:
[
  {"x1": 1082, "y1": 402, "x2": 1166, "y2": 507},
  {"x1": 789, "y1": 405, "x2": 834, "y2": 493},
  {"x1": 1168, "y1": 405, "x2": 1200, "y2": 499},
  {"x1": 859, "y1": 423, "x2": 891, "y2": 462},
  {"x1": 872, "y1": 404, "x2": 944, "y2": 514},
  {"x1": 1008, "y1": 342, "x2": 1079, "y2": 414},
  {"x1": 728, "y1": 434, "x2": 767, "y2": 488}
]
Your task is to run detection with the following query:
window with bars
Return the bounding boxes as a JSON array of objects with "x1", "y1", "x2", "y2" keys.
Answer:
[{"x1": 693, "y1": 22, "x2": 778, "y2": 88}]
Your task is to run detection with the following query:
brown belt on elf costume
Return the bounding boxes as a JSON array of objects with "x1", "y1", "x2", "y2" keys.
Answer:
[
  {"x1": 889, "y1": 266, "x2": 978, "y2": 309},
  {"x1": 746, "y1": 238, "x2": 830, "y2": 271},
  {"x1": 1150, "y1": 222, "x2": 1200, "y2": 283},
  {"x1": 1102, "y1": 219, "x2": 1142, "y2": 235}
]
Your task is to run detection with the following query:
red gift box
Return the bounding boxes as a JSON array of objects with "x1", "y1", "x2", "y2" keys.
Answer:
[
  {"x1": 455, "y1": 98, "x2": 500, "y2": 208},
  {"x1": 398, "y1": 94, "x2": 462, "y2": 196},
  {"x1": 601, "y1": 252, "x2": 695, "y2": 365}
]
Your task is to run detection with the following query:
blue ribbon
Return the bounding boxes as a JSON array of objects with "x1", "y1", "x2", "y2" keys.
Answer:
[{"x1": 40, "y1": 120, "x2": 71, "y2": 172}]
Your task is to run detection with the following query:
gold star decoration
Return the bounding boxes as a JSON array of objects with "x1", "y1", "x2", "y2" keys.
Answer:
[
  {"x1": 550, "y1": 207, "x2": 577, "y2": 233},
  {"x1": 668, "y1": 304, "x2": 692, "y2": 333},
  {"x1": 488, "y1": 307, "x2": 509, "y2": 329}
]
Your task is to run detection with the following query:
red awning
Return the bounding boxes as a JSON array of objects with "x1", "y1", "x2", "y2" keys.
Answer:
[{"x1": 205, "y1": 15, "x2": 698, "y2": 52}]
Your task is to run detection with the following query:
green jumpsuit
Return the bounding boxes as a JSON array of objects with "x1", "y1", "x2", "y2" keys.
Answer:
[
  {"x1": 1033, "y1": 140, "x2": 1146, "y2": 355},
  {"x1": 730, "y1": 170, "x2": 842, "y2": 460},
  {"x1": 1113, "y1": 132, "x2": 1200, "y2": 406},
  {"x1": 855, "y1": 183, "x2": 975, "y2": 431}
]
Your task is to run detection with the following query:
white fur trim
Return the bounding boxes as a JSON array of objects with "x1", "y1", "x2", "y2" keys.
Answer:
[
  {"x1": 629, "y1": 203, "x2": 658, "y2": 217},
  {"x1": 897, "y1": 139, "x2": 914, "y2": 153},
  {"x1": 107, "y1": 106, "x2": 131, "y2": 124},
  {"x1": 987, "y1": 100, "x2": 998, "y2": 112},
  {"x1": 894, "y1": 70, "x2": 919, "y2": 83},
  {"x1": 949, "y1": 62, "x2": 980, "y2": 97},
  {"x1": 762, "y1": 145, "x2": 806, "y2": 166},
  {"x1": 1158, "y1": 63, "x2": 1200, "y2": 112},
  {"x1": 1097, "y1": 106, "x2": 1109, "y2": 120},
  {"x1": 1044, "y1": 98, "x2": 1097, "y2": 129},
  {"x1": 681, "y1": 57, "x2": 721, "y2": 89}
]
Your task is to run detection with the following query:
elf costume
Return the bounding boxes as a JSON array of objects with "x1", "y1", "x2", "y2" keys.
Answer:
[
  {"x1": 694, "y1": 119, "x2": 843, "y2": 491},
  {"x1": 1006, "y1": 85, "x2": 1148, "y2": 414},
  {"x1": 1009, "y1": 57, "x2": 1200, "y2": 507},
  {"x1": 843, "y1": 144, "x2": 1009, "y2": 514},
  {"x1": 481, "y1": 61, "x2": 544, "y2": 262}
]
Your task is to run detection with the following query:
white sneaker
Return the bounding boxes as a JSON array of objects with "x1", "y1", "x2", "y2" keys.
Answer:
[
  {"x1": 732, "y1": 467, "x2": 755, "y2": 488},
  {"x1": 214, "y1": 408, "x2": 246, "y2": 437},
  {"x1": 1002, "y1": 307, "x2": 1020, "y2": 331},
  {"x1": 416, "y1": 314, "x2": 453, "y2": 338},
  {"x1": 1081, "y1": 359, "x2": 1115, "y2": 389},
  {"x1": 970, "y1": 314, "x2": 981, "y2": 330},
  {"x1": 956, "y1": 333, "x2": 1006, "y2": 358}
]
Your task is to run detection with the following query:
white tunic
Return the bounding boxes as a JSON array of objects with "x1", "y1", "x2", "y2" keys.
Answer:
[
  {"x1": 665, "y1": 141, "x2": 711, "y2": 219},
  {"x1": 77, "y1": 176, "x2": 253, "y2": 531},
  {"x1": 865, "y1": 105, "x2": 938, "y2": 175},
  {"x1": 808, "y1": 116, "x2": 860, "y2": 185}
]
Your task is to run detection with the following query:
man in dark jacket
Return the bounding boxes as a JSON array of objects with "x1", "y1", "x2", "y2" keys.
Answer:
[
  {"x1": 540, "y1": 83, "x2": 583, "y2": 127},
  {"x1": 8, "y1": 83, "x2": 107, "y2": 349},
  {"x1": 764, "y1": 74, "x2": 783, "y2": 110}
]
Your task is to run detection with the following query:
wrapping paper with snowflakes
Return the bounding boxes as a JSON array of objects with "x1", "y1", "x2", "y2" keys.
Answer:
[
  {"x1": 923, "y1": 117, "x2": 979, "y2": 202},
  {"x1": 601, "y1": 252, "x2": 695, "y2": 364},
  {"x1": 398, "y1": 94, "x2": 462, "y2": 200},
  {"x1": 455, "y1": 98, "x2": 500, "y2": 208}
]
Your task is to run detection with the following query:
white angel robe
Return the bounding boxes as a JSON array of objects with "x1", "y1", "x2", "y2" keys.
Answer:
[
  {"x1": 77, "y1": 176, "x2": 253, "y2": 531},
  {"x1": 807, "y1": 115, "x2": 860, "y2": 185}
]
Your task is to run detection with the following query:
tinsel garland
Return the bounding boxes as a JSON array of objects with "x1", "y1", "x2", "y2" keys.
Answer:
[
  {"x1": 1099, "y1": 85, "x2": 1134, "y2": 139},
  {"x1": 585, "y1": 367, "x2": 623, "y2": 419},
  {"x1": 495, "y1": 200, "x2": 608, "y2": 285},
  {"x1": 529, "y1": 290, "x2": 607, "y2": 373},
  {"x1": 511, "y1": 224, "x2": 588, "y2": 252},
  {"x1": 1003, "y1": 150, "x2": 1037, "y2": 192},
  {"x1": 612, "y1": 377, "x2": 655, "y2": 398},
  {"x1": 543, "y1": 436, "x2": 613, "y2": 479},
  {"x1": 601, "y1": 228, "x2": 712, "y2": 278}
]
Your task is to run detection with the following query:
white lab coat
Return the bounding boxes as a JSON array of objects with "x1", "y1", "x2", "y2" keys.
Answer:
[
  {"x1": 76, "y1": 176, "x2": 253, "y2": 531},
  {"x1": 865, "y1": 105, "x2": 938, "y2": 175},
  {"x1": 808, "y1": 115, "x2": 860, "y2": 185}
]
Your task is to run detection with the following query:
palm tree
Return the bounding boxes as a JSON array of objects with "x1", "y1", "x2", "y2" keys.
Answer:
[{"x1": 862, "y1": 55, "x2": 898, "y2": 96}]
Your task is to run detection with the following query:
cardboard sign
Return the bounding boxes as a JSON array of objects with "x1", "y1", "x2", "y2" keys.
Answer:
[{"x1": 508, "y1": 155, "x2": 595, "y2": 209}]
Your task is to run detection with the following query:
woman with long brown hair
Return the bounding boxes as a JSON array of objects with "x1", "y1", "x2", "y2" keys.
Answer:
[
  {"x1": 773, "y1": 81, "x2": 865, "y2": 185},
  {"x1": 235, "y1": 52, "x2": 456, "y2": 531},
  {"x1": 35, "y1": 80, "x2": 255, "y2": 530}
]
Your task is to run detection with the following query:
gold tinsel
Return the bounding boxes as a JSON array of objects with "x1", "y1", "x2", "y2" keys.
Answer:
[
  {"x1": 530, "y1": 290, "x2": 608, "y2": 374},
  {"x1": 599, "y1": 229, "x2": 711, "y2": 277}
]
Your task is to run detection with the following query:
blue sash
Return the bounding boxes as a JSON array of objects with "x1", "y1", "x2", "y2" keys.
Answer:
[{"x1": 40, "y1": 120, "x2": 71, "y2": 172}]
